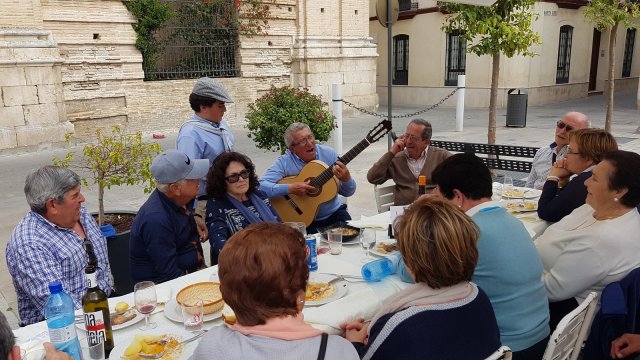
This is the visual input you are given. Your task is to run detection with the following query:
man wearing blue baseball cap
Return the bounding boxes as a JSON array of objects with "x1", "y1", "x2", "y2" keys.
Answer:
[
  {"x1": 130, "y1": 150, "x2": 210, "y2": 283},
  {"x1": 177, "y1": 77, "x2": 236, "y2": 218}
]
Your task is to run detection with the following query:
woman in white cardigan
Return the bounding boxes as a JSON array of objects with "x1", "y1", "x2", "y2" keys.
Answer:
[{"x1": 535, "y1": 150, "x2": 640, "y2": 329}]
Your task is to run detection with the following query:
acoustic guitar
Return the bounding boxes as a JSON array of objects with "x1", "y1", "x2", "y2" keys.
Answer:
[{"x1": 271, "y1": 120, "x2": 392, "y2": 225}]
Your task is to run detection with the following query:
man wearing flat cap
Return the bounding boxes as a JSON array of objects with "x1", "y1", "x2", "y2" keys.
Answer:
[
  {"x1": 130, "y1": 150, "x2": 209, "y2": 283},
  {"x1": 177, "y1": 77, "x2": 236, "y2": 217}
]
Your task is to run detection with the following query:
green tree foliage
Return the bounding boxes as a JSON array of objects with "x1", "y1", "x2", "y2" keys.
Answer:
[
  {"x1": 246, "y1": 86, "x2": 336, "y2": 154},
  {"x1": 123, "y1": 0, "x2": 174, "y2": 80},
  {"x1": 440, "y1": 0, "x2": 541, "y2": 144},
  {"x1": 584, "y1": 0, "x2": 640, "y2": 132},
  {"x1": 53, "y1": 126, "x2": 162, "y2": 226}
]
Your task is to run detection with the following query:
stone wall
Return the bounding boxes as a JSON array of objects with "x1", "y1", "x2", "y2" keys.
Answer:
[{"x1": 0, "y1": 29, "x2": 72, "y2": 150}]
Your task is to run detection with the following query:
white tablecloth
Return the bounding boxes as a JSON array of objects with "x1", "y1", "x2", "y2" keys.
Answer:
[{"x1": 13, "y1": 237, "x2": 406, "y2": 359}]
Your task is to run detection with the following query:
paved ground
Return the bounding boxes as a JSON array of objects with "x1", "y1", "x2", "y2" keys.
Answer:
[{"x1": 2, "y1": 90, "x2": 639, "y2": 329}]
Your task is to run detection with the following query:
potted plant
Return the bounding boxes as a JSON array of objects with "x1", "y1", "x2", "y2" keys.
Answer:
[
  {"x1": 53, "y1": 125, "x2": 162, "y2": 227},
  {"x1": 245, "y1": 86, "x2": 336, "y2": 154}
]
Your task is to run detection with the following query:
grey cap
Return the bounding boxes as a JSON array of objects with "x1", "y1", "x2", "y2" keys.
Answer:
[
  {"x1": 191, "y1": 77, "x2": 234, "y2": 103},
  {"x1": 150, "y1": 150, "x2": 209, "y2": 184}
]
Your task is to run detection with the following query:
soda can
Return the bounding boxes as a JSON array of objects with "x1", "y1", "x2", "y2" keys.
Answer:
[{"x1": 305, "y1": 236, "x2": 318, "y2": 271}]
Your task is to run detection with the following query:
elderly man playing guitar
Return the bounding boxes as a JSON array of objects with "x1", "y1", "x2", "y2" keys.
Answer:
[{"x1": 259, "y1": 122, "x2": 356, "y2": 234}]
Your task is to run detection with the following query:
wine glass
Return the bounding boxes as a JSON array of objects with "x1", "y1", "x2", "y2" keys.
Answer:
[
  {"x1": 503, "y1": 176, "x2": 514, "y2": 198},
  {"x1": 134, "y1": 281, "x2": 157, "y2": 330},
  {"x1": 360, "y1": 229, "x2": 377, "y2": 263}
]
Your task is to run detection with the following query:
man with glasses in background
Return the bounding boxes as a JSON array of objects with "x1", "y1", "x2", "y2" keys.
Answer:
[
  {"x1": 130, "y1": 150, "x2": 209, "y2": 283},
  {"x1": 259, "y1": 122, "x2": 356, "y2": 233},
  {"x1": 367, "y1": 119, "x2": 451, "y2": 205},
  {"x1": 525, "y1": 112, "x2": 589, "y2": 189}
]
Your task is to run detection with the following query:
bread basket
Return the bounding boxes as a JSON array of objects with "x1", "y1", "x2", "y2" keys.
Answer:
[{"x1": 176, "y1": 282, "x2": 224, "y2": 315}]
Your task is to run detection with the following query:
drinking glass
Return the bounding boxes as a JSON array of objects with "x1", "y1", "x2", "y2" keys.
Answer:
[
  {"x1": 134, "y1": 281, "x2": 157, "y2": 330},
  {"x1": 285, "y1": 222, "x2": 307, "y2": 237},
  {"x1": 327, "y1": 229, "x2": 343, "y2": 255},
  {"x1": 181, "y1": 300, "x2": 204, "y2": 332},
  {"x1": 360, "y1": 229, "x2": 377, "y2": 263},
  {"x1": 503, "y1": 176, "x2": 514, "y2": 197},
  {"x1": 80, "y1": 336, "x2": 105, "y2": 360}
]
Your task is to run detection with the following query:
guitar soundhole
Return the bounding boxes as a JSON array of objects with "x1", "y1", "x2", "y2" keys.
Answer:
[{"x1": 305, "y1": 177, "x2": 321, "y2": 197}]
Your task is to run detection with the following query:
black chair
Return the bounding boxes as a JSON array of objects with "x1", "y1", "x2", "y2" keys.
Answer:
[{"x1": 106, "y1": 232, "x2": 135, "y2": 296}]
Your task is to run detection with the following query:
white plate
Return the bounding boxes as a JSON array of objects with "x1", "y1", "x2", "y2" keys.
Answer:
[
  {"x1": 502, "y1": 188, "x2": 541, "y2": 199},
  {"x1": 305, "y1": 273, "x2": 349, "y2": 306},
  {"x1": 369, "y1": 240, "x2": 398, "y2": 257},
  {"x1": 75, "y1": 308, "x2": 144, "y2": 331},
  {"x1": 163, "y1": 298, "x2": 222, "y2": 323},
  {"x1": 504, "y1": 201, "x2": 538, "y2": 213},
  {"x1": 109, "y1": 326, "x2": 198, "y2": 360}
]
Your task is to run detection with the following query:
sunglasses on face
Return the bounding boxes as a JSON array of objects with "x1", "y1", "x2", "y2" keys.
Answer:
[
  {"x1": 225, "y1": 169, "x2": 250, "y2": 183},
  {"x1": 556, "y1": 120, "x2": 574, "y2": 132}
]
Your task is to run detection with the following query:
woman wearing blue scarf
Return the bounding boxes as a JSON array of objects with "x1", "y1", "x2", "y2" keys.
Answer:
[{"x1": 205, "y1": 152, "x2": 280, "y2": 265}]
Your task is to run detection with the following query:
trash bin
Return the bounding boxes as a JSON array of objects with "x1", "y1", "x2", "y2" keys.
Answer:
[{"x1": 506, "y1": 88, "x2": 528, "y2": 127}]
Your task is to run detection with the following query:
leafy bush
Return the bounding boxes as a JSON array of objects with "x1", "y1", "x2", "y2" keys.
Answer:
[
  {"x1": 53, "y1": 126, "x2": 162, "y2": 226},
  {"x1": 246, "y1": 86, "x2": 336, "y2": 154}
]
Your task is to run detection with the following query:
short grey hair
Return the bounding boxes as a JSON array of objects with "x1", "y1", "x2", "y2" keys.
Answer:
[
  {"x1": 410, "y1": 118, "x2": 433, "y2": 141},
  {"x1": 25, "y1": 166, "x2": 81, "y2": 214},
  {"x1": 0, "y1": 308, "x2": 16, "y2": 359},
  {"x1": 156, "y1": 180, "x2": 187, "y2": 193},
  {"x1": 284, "y1": 122, "x2": 312, "y2": 147}
]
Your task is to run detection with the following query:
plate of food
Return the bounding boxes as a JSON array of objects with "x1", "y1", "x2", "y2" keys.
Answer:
[
  {"x1": 305, "y1": 273, "x2": 349, "y2": 307},
  {"x1": 110, "y1": 326, "x2": 196, "y2": 360},
  {"x1": 502, "y1": 188, "x2": 541, "y2": 199},
  {"x1": 75, "y1": 302, "x2": 144, "y2": 331},
  {"x1": 370, "y1": 240, "x2": 398, "y2": 257},
  {"x1": 318, "y1": 222, "x2": 361, "y2": 243},
  {"x1": 504, "y1": 200, "x2": 538, "y2": 213}
]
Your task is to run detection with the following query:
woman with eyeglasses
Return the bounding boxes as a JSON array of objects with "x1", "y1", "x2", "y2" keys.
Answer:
[
  {"x1": 535, "y1": 150, "x2": 640, "y2": 330},
  {"x1": 205, "y1": 152, "x2": 280, "y2": 265},
  {"x1": 537, "y1": 128, "x2": 618, "y2": 222}
]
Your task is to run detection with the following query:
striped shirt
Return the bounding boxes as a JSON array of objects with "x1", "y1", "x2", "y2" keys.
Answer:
[
  {"x1": 404, "y1": 146, "x2": 428, "y2": 179},
  {"x1": 6, "y1": 206, "x2": 112, "y2": 325}
]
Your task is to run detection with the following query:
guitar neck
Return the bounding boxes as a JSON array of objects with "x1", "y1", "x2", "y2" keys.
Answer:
[{"x1": 310, "y1": 138, "x2": 371, "y2": 187}]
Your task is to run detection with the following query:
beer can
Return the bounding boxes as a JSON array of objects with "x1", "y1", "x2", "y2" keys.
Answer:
[{"x1": 305, "y1": 236, "x2": 318, "y2": 271}]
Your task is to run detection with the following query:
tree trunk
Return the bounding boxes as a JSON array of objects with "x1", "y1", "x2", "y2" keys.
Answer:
[
  {"x1": 605, "y1": 22, "x2": 618, "y2": 132},
  {"x1": 488, "y1": 52, "x2": 500, "y2": 144},
  {"x1": 98, "y1": 183, "x2": 105, "y2": 226}
]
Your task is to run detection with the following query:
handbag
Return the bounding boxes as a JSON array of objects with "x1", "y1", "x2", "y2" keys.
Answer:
[{"x1": 316, "y1": 333, "x2": 328, "y2": 360}]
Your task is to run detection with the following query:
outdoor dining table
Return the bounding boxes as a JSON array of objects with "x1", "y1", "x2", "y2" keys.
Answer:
[{"x1": 13, "y1": 233, "x2": 407, "y2": 360}]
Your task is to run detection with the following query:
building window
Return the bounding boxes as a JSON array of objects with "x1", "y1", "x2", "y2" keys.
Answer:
[
  {"x1": 445, "y1": 31, "x2": 466, "y2": 86},
  {"x1": 399, "y1": 0, "x2": 412, "y2": 11},
  {"x1": 622, "y1": 29, "x2": 636, "y2": 78},
  {"x1": 393, "y1": 34, "x2": 409, "y2": 85},
  {"x1": 556, "y1": 25, "x2": 573, "y2": 84}
]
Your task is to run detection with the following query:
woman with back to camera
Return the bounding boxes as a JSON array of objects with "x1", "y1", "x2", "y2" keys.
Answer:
[
  {"x1": 537, "y1": 128, "x2": 618, "y2": 222},
  {"x1": 342, "y1": 198, "x2": 501, "y2": 360},
  {"x1": 536, "y1": 150, "x2": 640, "y2": 329},
  {"x1": 190, "y1": 222, "x2": 359, "y2": 360},
  {"x1": 205, "y1": 152, "x2": 280, "y2": 265}
]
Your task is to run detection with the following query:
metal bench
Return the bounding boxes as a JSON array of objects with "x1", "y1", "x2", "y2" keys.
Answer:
[{"x1": 430, "y1": 140, "x2": 540, "y2": 186}]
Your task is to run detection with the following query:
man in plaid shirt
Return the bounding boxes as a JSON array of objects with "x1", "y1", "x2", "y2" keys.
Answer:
[{"x1": 6, "y1": 166, "x2": 111, "y2": 325}]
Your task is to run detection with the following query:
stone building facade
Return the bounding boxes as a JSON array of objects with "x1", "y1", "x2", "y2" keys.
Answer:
[{"x1": 0, "y1": 0, "x2": 378, "y2": 150}]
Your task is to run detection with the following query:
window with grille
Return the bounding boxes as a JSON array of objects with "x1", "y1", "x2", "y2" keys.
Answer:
[
  {"x1": 622, "y1": 29, "x2": 636, "y2": 78},
  {"x1": 393, "y1": 34, "x2": 409, "y2": 85},
  {"x1": 399, "y1": 0, "x2": 412, "y2": 11},
  {"x1": 142, "y1": 0, "x2": 240, "y2": 81},
  {"x1": 445, "y1": 31, "x2": 466, "y2": 86},
  {"x1": 556, "y1": 25, "x2": 573, "y2": 84}
]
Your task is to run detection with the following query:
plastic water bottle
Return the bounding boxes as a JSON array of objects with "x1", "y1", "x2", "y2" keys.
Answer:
[
  {"x1": 45, "y1": 281, "x2": 81, "y2": 360},
  {"x1": 361, "y1": 252, "x2": 401, "y2": 282}
]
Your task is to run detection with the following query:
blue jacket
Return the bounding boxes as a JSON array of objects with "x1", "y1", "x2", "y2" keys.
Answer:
[
  {"x1": 205, "y1": 191, "x2": 280, "y2": 264},
  {"x1": 259, "y1": 145, "x2": 356, "y2": 221},
  {"x1": 584, "y1": 267, "x2": 640, "y2": 360},
  {"x1": 130, "y1": 190, "x2": 203, "y2": 283},
  {"x1": 538, "y1": 170, "x2": 591, "y2": 222}
]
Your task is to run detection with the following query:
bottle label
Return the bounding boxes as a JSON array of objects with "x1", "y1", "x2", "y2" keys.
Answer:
[
  {"x1": 49, "y1": 323, "x2": 77, "y2": 343},
  {"x1": 84, "y1": 311, "x2": 107, "y2": 346},
  {"x1": 85, "y1": 272, "x2": 98, "y2": 288}
]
